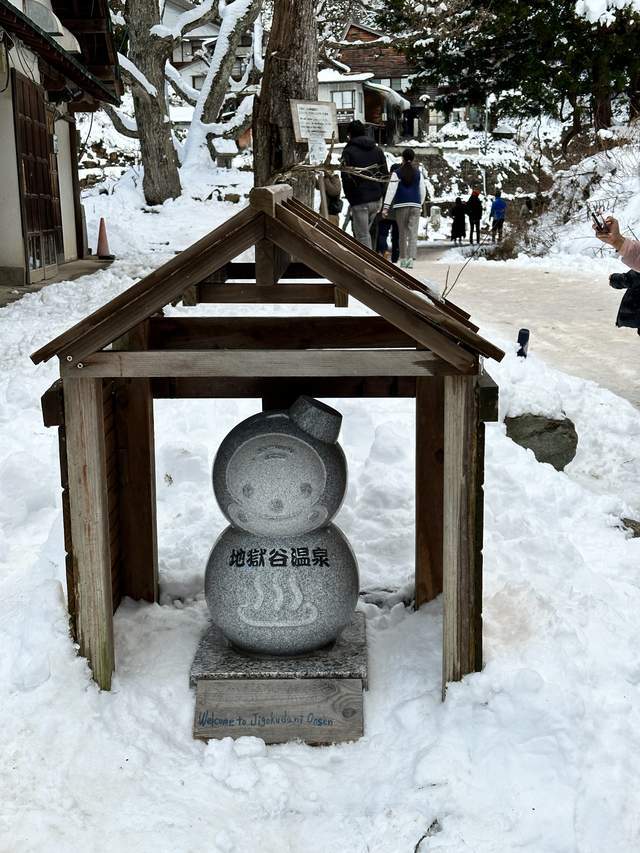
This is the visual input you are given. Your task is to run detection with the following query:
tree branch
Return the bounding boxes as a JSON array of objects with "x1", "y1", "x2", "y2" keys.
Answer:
[{"x1": 104, "y1": 105, "x2": 140, "y2": 139}]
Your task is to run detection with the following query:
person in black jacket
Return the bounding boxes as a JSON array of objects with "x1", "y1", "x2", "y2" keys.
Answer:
[
  {"x1": 467, "y1": 188, "x2": 483, "y2": 244},
  {"x1": 340, "y1": 120, "x2": 388, "y2": 249},
  {"x1": 450, "y1": 197, "x2": 466, "y2": 245}
]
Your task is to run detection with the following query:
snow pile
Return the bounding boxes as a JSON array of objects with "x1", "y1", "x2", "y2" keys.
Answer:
[{"x1": 1, "y1": 193, "x2": 640, "y2": 851}]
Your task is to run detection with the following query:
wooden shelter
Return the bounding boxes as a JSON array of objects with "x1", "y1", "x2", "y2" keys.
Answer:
[{"x1": 33, "y1": 185, "x2": 503, "y2": 695}]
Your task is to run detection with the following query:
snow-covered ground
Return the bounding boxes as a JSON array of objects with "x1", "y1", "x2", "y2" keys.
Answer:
[{"x1": 2, "y1": 176, "x2": 640, "y2": 852}]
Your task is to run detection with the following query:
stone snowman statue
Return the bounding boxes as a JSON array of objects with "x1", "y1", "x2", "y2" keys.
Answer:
[{"x1": 205, "y1": 396, "x2": 359, "y2": 655}]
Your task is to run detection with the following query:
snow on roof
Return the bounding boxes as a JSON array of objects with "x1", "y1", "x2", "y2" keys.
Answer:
[
  {"x1": 169, "y1": 105, "x2": 194, "y2": 124},
  {"x1": 364, "y1": 81, "x2": 410, "y2": 111},
  {"x1": 213, "y1": 138, "x2": 238, "y2": 154},
  {"x1": 318, "y1": 69, "x2": 372, "y2": 83}
]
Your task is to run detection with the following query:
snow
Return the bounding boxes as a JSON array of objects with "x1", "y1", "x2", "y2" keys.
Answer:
[
  {"x1": 2, "y1": 171, "x2": 640, "y2": 851},
  {"x1": 364, "y1": 80, "x2": 410, "y2": 111},
  {"x1": 117, "y1": 53, "x2": 158, "y2": 98},
  {"x1": 317, "y1": 69, "x2": 373, "y2": 83}
]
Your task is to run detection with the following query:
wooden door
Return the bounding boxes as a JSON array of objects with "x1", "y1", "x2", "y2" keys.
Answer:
[{"x1": 12, "y1": 71, "x2": 63, "y2": 283}]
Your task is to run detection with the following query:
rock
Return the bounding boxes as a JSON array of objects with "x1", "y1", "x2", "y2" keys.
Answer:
[
  {"x1": 622, "y1": 518, "x2": 640, "y2": 538},
  {"x1": 505, "y1": 414, "x2": 578, "y2": 471},
  {"x1": 223, "y1": 193, "x2": 241, "y2": 204}
]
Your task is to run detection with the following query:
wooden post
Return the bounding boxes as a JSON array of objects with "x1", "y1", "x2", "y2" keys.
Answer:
[
  {"x1": 113, "y1": 321, "x2": 159, "y2": 603},
  {"x1": 114, "y1": 380, "x2": 159, "y2": 602},
  {"x1": 415, "y1": 376, "x2": 444, "y2": 607},
  {"x1": 255, "y1": 240, "x2": 290, "y2": 286},
  {"x1": 63, "y1": 377, "x2": 114, "y2": 690},
  {"x1": 442, "y1": 374, "x2": 484, "y2": 698}
]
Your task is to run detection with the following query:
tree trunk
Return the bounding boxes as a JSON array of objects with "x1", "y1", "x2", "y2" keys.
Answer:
[
  {"x1": 628, "y1": 63, "x2": 640, "y2": 121},
  {"x1": 252, "y1": 0, "x2": 318, "y2": 204},
  {"x1": 592, "y1": 48, "x2": 613, "y2": 131},
  {"x1": 560, "y1": 91, "x2": 582, "y2": 157},
  {"x1": 126, "y1": 0, "x2": 181, "y2": 205}
]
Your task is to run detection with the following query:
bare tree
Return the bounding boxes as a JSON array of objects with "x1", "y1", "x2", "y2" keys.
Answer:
[{"x1": 253, "y1": 0, "x2": 319, "y2": 204}]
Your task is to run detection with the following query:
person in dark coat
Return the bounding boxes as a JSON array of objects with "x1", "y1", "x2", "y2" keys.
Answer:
[
  {"x1": 467, "y1": 188, "x2": 483, "y2": 244},
  {"x1": 450, "y1": 197, "x2": 466, "y2": 245},
  {"x1": 340, "y1": 120, "x2": 389, "y2": 249}
]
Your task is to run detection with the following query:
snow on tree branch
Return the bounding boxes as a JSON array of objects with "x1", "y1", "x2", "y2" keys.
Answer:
[
  {"x1": 150, "y1": 0, "x2": 218, "y2": 40},
  {"x1": 165, "y1": 61, "x2": 200, "y2": 105},
  {"x1": 118, "y1": 53, "x2": 158, "y2": 98},
  {"x1": 202, "y1": 93, "x2": 255, "y2": 138}
]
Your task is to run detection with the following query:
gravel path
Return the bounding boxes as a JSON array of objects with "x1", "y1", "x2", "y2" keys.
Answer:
[{"x1": 414, "y1": 246, "x2": 640, "y2": 408}]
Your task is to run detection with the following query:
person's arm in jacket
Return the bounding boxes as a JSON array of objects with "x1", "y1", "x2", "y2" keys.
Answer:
[
  {"x1": 324, "y1": 172, "x2": 341, "y2": 198},
  {"x1": 377, "y1": 147, "x2": 389, "y2": 197},
  {"x1": 419, "y1": 169, "x2": 427, "y2": 206},
  {"x1": 489, "y1": 200, "x2": 496, "y2": 220},
  {"x1": 382, "y1": 170, "x2": 399, "y2": 213},
  {"x1": 595, "y1": 216, "x2": 640, "y2": 272}
]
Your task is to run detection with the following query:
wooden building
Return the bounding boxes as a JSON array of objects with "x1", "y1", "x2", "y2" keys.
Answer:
[
  {"x1": 0, "y1": 0, "x2": 120, "y2": 286},
  {"x1": 33, "y1": 185, "x2": 503, "y2": 698}
]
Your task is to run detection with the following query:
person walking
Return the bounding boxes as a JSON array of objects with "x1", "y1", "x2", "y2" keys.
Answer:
[
  {"x1": 450, "y1": 197, "x2": 466, "y2": 245},
  {"x1": 324, "y1": 169, "x2": 342, "y2": 227},
  {"x1": 489, "y1": 190, "x2": 507, "y2": 242},
  {"x1": 340, "y1": 121, "x2": 388, "y2": 249},
  {"x1": 467, "y1": 188, "x2": 483, "y2": 244},
  {"x1": 382, "y1": 148, "x2": 426, "y2": 268}
]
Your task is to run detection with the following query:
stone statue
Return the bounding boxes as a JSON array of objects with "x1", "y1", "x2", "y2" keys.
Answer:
[{"x1": 205, "y1": 396, "x2": 359, "y2": 655}]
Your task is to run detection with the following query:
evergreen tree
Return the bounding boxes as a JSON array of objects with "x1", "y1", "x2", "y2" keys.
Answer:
[{"x1": 376, "y1": 0, "x2": 640, "y2": 134}]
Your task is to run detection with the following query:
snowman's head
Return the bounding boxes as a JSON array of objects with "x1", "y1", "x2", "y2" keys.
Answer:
[{"x1": 213, "y1": 397, "x2": 346, "y2": 536}]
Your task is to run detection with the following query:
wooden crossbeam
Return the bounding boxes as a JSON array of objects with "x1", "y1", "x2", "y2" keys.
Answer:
[
  {"x1": 196, "y1": 284, "x2": 335, "y2": 304},
  {"x1": 61, "y1": 349, "x2": 459, "y2": 379},
  {"x1": 146, "y1": 317, "x2": 417, "y2": 350},
  {"x1": 151, "y1": 376, "x2": 417, "y2": 399}
]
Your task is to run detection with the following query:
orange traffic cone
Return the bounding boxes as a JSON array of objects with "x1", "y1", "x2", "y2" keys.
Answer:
[{"x1": 96, "y1": 217, "x2": 115, "y2": 260}]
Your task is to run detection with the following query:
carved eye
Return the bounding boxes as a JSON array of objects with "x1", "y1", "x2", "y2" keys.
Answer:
[
  {"x1": 300, "y1": 482, "x2": 312, "y2": 497},
  {"x1": 242, "y1": 483, "x2": 254, "y2": 498}
]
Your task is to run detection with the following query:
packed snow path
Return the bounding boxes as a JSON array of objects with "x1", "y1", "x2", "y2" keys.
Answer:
[{"x1": 415, "y1": 246, "x2": 640, "y2": 408}]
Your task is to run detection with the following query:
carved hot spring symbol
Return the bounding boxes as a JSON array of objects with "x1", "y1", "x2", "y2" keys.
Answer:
[{"x1": 237, "y1": 574, "x2": 318, "y2": 628}]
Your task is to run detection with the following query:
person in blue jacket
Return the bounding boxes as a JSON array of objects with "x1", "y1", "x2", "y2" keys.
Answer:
[
  {"x1": 382, "y1": 148, "x2": 426, "y2": 268},
  {"x1": 490, "y1": 190, "x2": 507, "y2": 243}
]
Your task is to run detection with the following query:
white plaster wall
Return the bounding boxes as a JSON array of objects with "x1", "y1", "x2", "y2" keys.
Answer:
[
  {"x1": 318, "y1": 82, "x2": 365, "y2": 122},
  {"x1": 55, "y1": 119, "x2": 78, "y2": 261}
]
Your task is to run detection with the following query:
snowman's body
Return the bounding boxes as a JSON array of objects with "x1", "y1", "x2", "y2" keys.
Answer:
[{"x1": 205, "y1": 397, "x2": 359, "y2": 655}]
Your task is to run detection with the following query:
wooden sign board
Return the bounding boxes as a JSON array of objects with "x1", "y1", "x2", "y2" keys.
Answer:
[
  {"x1": 194, "y1": 677, "x2": 363, "y2": 745},
  {"x1": 290, "y1": 99, "x2": 339, "y2": 143}
]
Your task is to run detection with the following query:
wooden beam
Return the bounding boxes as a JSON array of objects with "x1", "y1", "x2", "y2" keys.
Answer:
[
  {"x1": 151, "y1": 376, "x2": 417, "y2": 399},
  {"x1": 62, "y1": 349, "x2": 457, "y2": 379},
  {"x1": 41, "y1": 379, "x2": 64, "y2": 426},
  {"x1": 196, "y1": 284, "x2": 336, "y2": 304},
  {"x1": 31, "y1": 206, "x2": 264, "y2": 365},
  {"x1": 265, "y1": 217, "x2": 478, "y2": 373},
  {"x1": 249, "y1": 184, "x2": 293, "y2": 217},
  {"x1": 113, "y1": 322, "x2": 158, "y2": 603},
  {"x1": 255, "y1": 239, "x2": 290, "y2": 286},
  {"x1": 146, "y1": 316, "x2": 417, "y2": 350},
  {"x1": 63, "y1": 378, "x2": 114, "y2": 690},
  {"x1": 415, "y1": 376, "x2": 444, "y2": 608},
  {"x1": 478, "y1": 368, "x2": 499, "y2": 422},
  {"x1": 442, "y1": 375, "x2": 484, "y2": 698},
  {"x1": 200, "y1": 261, "x2": 324, "y2": 282}
]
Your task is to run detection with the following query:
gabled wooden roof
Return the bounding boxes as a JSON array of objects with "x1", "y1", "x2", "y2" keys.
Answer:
[{"x1": 31, "y1": 186, "x2": 504, "y2": 372}]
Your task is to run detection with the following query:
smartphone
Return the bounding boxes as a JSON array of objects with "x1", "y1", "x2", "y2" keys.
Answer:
[{"x1": 591, "y1": 211, "x2": 610, "y2": 233}]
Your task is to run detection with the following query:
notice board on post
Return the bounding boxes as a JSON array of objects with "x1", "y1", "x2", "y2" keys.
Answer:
[{"x1": 290, "y1": 100, "x2": 339, "y2": 143}]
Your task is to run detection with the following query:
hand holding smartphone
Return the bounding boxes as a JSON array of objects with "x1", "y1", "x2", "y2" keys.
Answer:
[{"x1": 591, "y1": 210, "x2": 610, "y2": 234}]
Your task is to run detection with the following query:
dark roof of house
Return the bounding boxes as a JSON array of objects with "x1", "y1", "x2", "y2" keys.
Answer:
[
  {"x1": 31, "y1": 187, "x2": 504, "y2": 371},
  {"x1": 52, "y1": 0, "x2": 122, "y2": 97},
  {"x1": 0, "y1": 0, "x2": 120, "y2": 104}
]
